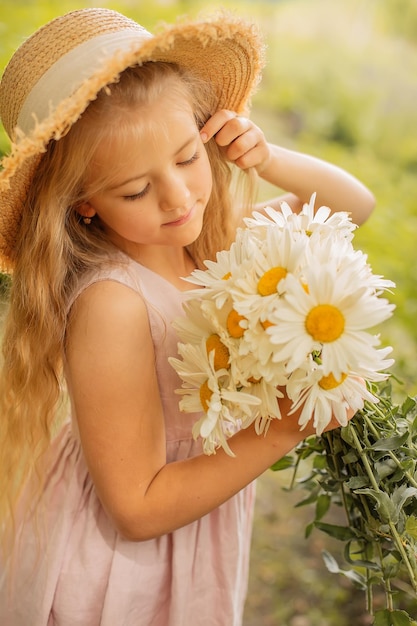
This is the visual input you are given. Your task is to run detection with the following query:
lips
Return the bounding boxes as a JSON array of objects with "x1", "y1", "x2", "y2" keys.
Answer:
[{"x1": 164, "y1": 207, "x2": 194, "y2": 226}]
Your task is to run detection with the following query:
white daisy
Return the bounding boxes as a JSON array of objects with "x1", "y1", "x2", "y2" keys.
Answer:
[
  {"x1": 239, "y1": 377, "x2": 284, "y2": 433},
  {"x1": 169, "y1": 339, "x2": 261, "y2": 455},
  {"x1": 244, "y1": 202, "x2": 290, "y2": 230},
  {"x1": 307, "y1": 236, "x2": 395, "y2": 296},
  {"x1": 267, "y1": 265, "x2": 395, "y2": 379},
  {"x1": 198, "y1": 299, "x2": 283, "y2": 392},
  {"x1": 245, "y1": 194, "x2": 356, "y2": 243},
  {"x1": 173, "y1": 297, "x2": 219, "y2": 346},
  {"x1": 286, "y1": 361, "x2": 381, "y2": 435},
  {"x1": 182, "y1": 229, "x2": 257, "y2": 308},
  {"x1": 345, "y1": 249, "x2": 396, "y2": 295},
  {"x1": 236, "y1": 316, "x2": 286, "y2": 373},
  {"x1": 231, "y1": 226, "x2": 307, "y2": 321},
  {"x1": 169, "y1": 340, "x2": 228, "y2": 397},
  {"x1": 296, "y1": 193, "x2": 356, "y2": 241},
  {"x1": 191, "y1": 378, "x2": 259, "y2": 456}
]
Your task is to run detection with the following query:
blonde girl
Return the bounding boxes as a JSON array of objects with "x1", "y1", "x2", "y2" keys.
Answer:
[{"x1": 0, "y1": 8, "x2": 374, "y2": 625}]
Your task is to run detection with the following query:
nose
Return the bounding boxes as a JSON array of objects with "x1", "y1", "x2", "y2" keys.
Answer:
[{"x1": 159, "y1": 171, "x2": 191, "y2": 212}]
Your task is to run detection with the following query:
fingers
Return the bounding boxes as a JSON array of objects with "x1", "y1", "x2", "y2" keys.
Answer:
[
  {"x1": 200, "y1": 110, "x2": 269, "y2": 171},
  {"x1": 200, "y1": 110, "x2": 239, "y2": 143}
]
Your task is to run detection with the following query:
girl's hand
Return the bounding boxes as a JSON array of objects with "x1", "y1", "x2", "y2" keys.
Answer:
[
  {"x1": 269, "y1": 388, "x2": 359, "y2": 445},
  {"x1": 200, "y1": 109, "x2": 271, "y2": 173}
]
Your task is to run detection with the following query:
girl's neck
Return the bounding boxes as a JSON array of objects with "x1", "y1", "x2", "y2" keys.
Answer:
[{"x1": 124, "y1": 244, "x2": 198, "y2": 291}]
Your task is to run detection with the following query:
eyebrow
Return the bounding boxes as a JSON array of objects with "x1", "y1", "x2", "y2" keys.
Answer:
[{"x1": 107, "y1": 133, "x2": 199, "y2": 191}]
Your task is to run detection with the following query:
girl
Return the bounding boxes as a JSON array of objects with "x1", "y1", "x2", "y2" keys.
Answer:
[{"x1": 0, "y1": 8, "x2": 374, "y2": 626}]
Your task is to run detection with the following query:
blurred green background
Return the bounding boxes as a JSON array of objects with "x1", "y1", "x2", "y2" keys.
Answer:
[{"x1": 1, "y1": 0, "x2": 416, "y2": 624}]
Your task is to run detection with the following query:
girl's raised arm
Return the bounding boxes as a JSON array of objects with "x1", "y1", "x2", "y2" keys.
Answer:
[
  {"x1": 254, "y1": 144, "x2": 375, "y2": 225},
  {"x1": 201, "y1": 110, "x2": 375, "y2": 226}
]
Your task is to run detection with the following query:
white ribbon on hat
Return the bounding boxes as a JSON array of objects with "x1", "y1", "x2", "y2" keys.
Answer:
[{"x1": 17, "y1": 28, "x2": 153, "y2": 135}]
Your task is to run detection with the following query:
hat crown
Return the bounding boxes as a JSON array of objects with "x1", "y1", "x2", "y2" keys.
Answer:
[{"x1": 0, "y1": 8, "x2": 143, "y2": 138}]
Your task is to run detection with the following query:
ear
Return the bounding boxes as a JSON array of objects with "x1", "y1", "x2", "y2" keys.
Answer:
[{"x1": 76, "y1": 201, "x2": 96, "y2": 219}]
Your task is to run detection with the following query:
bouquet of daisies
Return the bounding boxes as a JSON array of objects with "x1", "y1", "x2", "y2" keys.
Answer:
[{"x1": 169, "y1": 195, "x2": 395, "y2": 456}]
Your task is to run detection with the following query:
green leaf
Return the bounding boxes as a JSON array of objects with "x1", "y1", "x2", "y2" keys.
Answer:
[
  {"x1": 312, "y1": 454, "x2": 328, "y2": 469},
  {"x1": 270, "y1": 455, "x2": 294, "y2": 471},
  {"x1": 340, "y1": 425, "x2": 355, "y2": 445},
  {"x1": 405, "y1": 515, "x2": 417, "y2": 539},
  {"x1": 314, "y1": 521, "x2": 357, "y2": 541},
  {"x1": 375, "y1": 458, "x2": 397, "y2": 480},
  {"x1": 295, "y1": 491, "x2": 320, "y2": 508},
  {"x1": 342, "y1": 450, "x2": 358, "y2": 464},
  {"x1": 391, "y1": 484, "x2": 417, "y2": 510},
  {"x1": 322, "y1": 549, "x2": 339, "y2": 573},
  {"x1": 355, "y1": 488, "x2": 398, "y2": 523},
  {"x1": 346, "y1": 476, "x2": 370, "y2": 489},
  {"x1": 341, "y1": 568, "x2": 367, "y2": 588},
  {"x1": 305, "y1": 521, "x2": 314, "y2": 539},
  {"x1": 373, "y1": 609, "x2": 414, "y2": 626},
  {"x1": 315, "y1": 494, "x2": 331, "y2": 521},
  {"x1": 321, "y1": 550, "x2": 366, "y2": 588},
  {"x1": 373, "y1": 610, "x2": 392, "y2": 626},
  {"x1": 343, "y1": 542, "x2": 381, "y2": 570},
  {"x1": 370, "y1": 431, "x2": 410, "y2": 451},
  {"x1": 391, "y1": 610, "x2": 414, "y2": 626},
  {"x1": 401, "y1": 396, "x2": 416, "y2": 416}
]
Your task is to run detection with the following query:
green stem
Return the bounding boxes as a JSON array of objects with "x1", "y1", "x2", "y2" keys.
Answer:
[
  {"x1": 324, "y1": 430, "x2": 382, "y2": 615},
  {"x1": 361, "y1": 413, "x2": 417, "y2": 489},
  {"x1": 365, "y1": 567, "x2": 373, "y2": 614},
  {"x1": 385, "y1": 576, "x2": 394, "y2": 611},
  {"x1": 322, "y1": 432, "x2": 351, "y2": 526},
  {"x1": 387, "y1": 520, "x2": 417, "y2": 592},
  {"x1": 374, "y1": 539, "x2": 393, "y2": 613},
  {"x1": 289, "y1": 446, "x2": 304, "y2": 490},
  {"x1": 348, "y1": 423, "x2": 380, "y2": 492},
  {"x1": 349, "y1": 419, "x2": 417, "y2": 593}
]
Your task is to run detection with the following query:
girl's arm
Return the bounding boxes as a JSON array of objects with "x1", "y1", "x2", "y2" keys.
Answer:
[
  {"x1": 65, "y1": 280, "x2": 351, "y2": 542},
  {"x1": 200, "y1": 110, "x2": 375, "y2": 226},
  {"x1": 254, "y1": 144, "x2": 375, "y2": 224}
]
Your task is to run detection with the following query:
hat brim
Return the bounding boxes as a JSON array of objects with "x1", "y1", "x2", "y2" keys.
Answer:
[{"x1": 0, "y1": 13, "x2": 265, "y2": 271}]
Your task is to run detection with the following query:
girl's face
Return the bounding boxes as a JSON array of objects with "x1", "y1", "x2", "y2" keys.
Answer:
[{"x1": 80, "y1": 95, "x2": 213, "y2": 255}]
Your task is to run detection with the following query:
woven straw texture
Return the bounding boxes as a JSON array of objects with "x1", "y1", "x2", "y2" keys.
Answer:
[{"x1": 1, "y1": 10, "x2": 143, "y2": 137}]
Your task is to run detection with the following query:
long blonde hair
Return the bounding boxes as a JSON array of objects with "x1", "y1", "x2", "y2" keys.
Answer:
[{"x1": 0, "y1": 61, "x2": 256, "y2": 548}]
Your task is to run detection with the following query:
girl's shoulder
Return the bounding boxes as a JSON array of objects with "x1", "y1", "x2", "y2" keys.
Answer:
[
  {"x1": 68, "y1": 269, "x2": 149, "y2": 339},
  {"x1": 67, "y1": 253, "x2": 186, "y2": 335},
  {"x1": 69, "y1": 252, "x2": 186, "y2": 312},
  {"x1": 69, "y1": 254, "x2": 141, "y2": 307}
]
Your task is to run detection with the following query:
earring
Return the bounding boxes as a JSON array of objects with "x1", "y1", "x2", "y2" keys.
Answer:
[{"x1": 83, "y1": 216, "x2": 92, "y2": 225}]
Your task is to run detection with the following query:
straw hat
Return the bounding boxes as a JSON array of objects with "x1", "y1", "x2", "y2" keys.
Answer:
[{"x1": 0, "y1": 8, "x2": 265, "y2": 271}]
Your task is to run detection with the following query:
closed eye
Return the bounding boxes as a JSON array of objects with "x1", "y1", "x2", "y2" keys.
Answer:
[
  {"x1": 178, "y1": 152, "x2": 200, "y2": 167},
  {"x1": 123, "y1": 151, "x2": 199, "y2": 200},
  {"x1": 124, "y1": 184, "x2": 150, "y2": 201}
]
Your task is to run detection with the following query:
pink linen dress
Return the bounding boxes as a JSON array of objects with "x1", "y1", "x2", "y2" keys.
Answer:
[{"x1": 0, "y1": 255, "x2": 256, "y2": 626}]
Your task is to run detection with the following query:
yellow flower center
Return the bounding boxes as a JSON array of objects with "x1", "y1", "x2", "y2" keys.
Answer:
[
  {"x1": 227, "y1": 309, "x2": 246, "y2": 338},
  {"x1": 319, "y1": 372, "x2": 347, "y2": 390},
  {"x1": 222, "y1": 272, "x2": 232, "y2": 280},
  {"x1": 257, "y1": 267, "x2": 287, "y2": 296},
  {"x1": 199, "y1": 380, "x2": 213, "y2": 412},
  {"x1": 206, "y1": 334, "x2": 230, "y2": 370},
  {"x1": 261, "y1": 319, "x2": 274, "y2": 330},
  {"x1": 305, "y1": 304, "x2": 345, "y2": 342}
]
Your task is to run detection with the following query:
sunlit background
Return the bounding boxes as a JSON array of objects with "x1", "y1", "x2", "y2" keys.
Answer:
[{"x1": 1, "y1": 1, "x2": 416, "y2": 624}]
